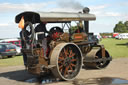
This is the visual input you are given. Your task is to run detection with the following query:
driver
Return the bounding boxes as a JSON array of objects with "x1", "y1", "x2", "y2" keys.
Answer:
[
  {"x1": 35, "y1": 22, "x2": 49, "y2": 38},
  {"x1": 75, "y1": 21, "x2": 84, "y2": 33},
  {"x1": 35, "y1": 22, "x2": 48, "y2": 59}
]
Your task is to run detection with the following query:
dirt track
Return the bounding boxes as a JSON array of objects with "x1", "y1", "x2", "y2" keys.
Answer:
[{"x1": 0, "y1": 58, "x2": 128, "y2": 85}]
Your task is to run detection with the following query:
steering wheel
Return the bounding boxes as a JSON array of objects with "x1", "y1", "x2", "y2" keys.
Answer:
[{"x1": 22, "y1": 22, "x2": 35, "y2": 45}]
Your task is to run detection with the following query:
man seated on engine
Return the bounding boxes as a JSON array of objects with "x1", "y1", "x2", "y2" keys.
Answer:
[
  {"x1": 75, "y1": 21, "x2": 84, "y2": 33},
  {"x1": 35, "y1": 22, "x2": 48, "y2": 40},
  {"x1": 35, "y1": 22, "x2": 49, "y2": 59}
]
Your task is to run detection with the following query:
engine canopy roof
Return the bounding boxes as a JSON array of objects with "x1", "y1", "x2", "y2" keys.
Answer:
[{"x1": 15, "y1": 11, "x2": 96, "y2": 24}]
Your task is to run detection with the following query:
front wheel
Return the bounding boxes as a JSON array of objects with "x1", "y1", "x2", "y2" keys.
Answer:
[
  {"x1": 8, "y1": 56, "x2": 12, "y2": 58},
  {"x1": 84, "y1": 48, "x2": 111, "y2": 69},
  {"x1": 50, "y1": 43, "x2": 83, "y2": 80}
]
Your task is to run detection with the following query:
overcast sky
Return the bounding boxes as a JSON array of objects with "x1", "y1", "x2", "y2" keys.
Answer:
[{"x1": 0, "y1": 0, "x2": 128, "y2": 38}]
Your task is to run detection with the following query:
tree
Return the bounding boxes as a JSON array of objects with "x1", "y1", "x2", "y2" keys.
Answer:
[
  {"x1": 114, "y1": 21, "x2": 128, "y2": 33},
  {"x1": 124, "y1": 21, "x2": 128, "y2": 27},
  {"x1": 124, "y1": 21, "x2": 128, "y2": 30}
]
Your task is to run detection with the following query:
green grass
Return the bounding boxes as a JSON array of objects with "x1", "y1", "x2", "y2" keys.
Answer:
[
  {"x1": 0, "y1": 56, "x2": 24, "y2": 67},
  {"x1": 100, "y1": 38, "x2": 128, "y2": 58},
  {"x1": 0, "y1": 38, "x2": 128, "y2": 67}
]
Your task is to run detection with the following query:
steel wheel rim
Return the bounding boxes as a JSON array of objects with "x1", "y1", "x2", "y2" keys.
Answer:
[
  {"x1": 57, "y1": 44, "x2": 82, "y2": 79},
  {"x1": 96, "y1": 50, "x2": 110, "y2": 68}
]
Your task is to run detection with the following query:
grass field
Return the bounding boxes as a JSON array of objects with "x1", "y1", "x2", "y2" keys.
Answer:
[
  {"x1": 0, "y1": 38, "x2": 128, "y2": 66},
  {"x1": 100, "y1": 38, "x2": 128, "y2": 58},
  {"x1": 0, "y1": 56, "x2": 23, "y2": 67}
]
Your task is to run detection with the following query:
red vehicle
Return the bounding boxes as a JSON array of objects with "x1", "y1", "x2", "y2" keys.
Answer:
[
  {"x1": 0, "y1": 39, "x2": 21, "y2": 48},
  {"x1": 113, "y1": 33, "x2": 119, "y2": 38}
]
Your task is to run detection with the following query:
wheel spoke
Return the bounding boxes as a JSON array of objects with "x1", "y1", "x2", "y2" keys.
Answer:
[
  {"x1": 69, "y1": 50, "x2": 75, "y2": 58},
  {"x1": 59, "y1": 65, "x2": 63, "y2": 70},
  {"x1": 69, "y1": 65, "x2": 73, "y2": 72},
  {"x1": 69, "y1": 53, "x2": 75, "y2": 58},
  {"x1": 64, "y1": 66, "x2": 69, "y2": 77},
  {"x1": 71, "y1": 59, "x2": 77, "y2": 62},
  {"x1": 64, "y1": 48, "x2": 68, "y2": 57},
  {"x1": 59, "y1": 56, "x2": 64, "y2": 60},
  {"x1": 58, "y1": 60, "x2": 63, "y2": 64},
  {"x1": 59, "y1": 52, "x2": 64, "y2": 58},
  {"x1": 60, "y1": 67, "x2": 63, "y2": 73},
  {"x1": 70, "y1": 50, "x2": 73, "y2": 55},
  {"x1": 71, "y1": 63, "x2": 76, "y2": 67}
]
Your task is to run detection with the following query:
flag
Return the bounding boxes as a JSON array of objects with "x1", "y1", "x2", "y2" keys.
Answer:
[{"x1": 18, "y1": 16, "x2": 25, "y2": 29}]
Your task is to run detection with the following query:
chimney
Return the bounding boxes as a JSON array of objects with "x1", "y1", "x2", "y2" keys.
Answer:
[{"x1": 83, "y1": 7, "x2": 90, "y2": 34}]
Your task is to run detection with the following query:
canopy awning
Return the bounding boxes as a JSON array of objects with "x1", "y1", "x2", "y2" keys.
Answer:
[{"x1": 15, "y1": 11, "x2": 96, "y2": 23}]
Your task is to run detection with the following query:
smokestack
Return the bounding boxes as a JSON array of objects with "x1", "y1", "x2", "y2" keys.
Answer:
[{"x1": 83, "y1": 7, "x2": 90, "y2": 34}]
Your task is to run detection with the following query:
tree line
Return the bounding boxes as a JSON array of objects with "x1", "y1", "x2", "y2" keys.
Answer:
[{"x1": 114, "y1": 21, "x2": 128, "y2": 33}]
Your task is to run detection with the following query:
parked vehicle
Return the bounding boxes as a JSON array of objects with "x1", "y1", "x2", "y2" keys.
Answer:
[
  {"x1": 0, "y1": 39, "x2": 21, "y2": 48},
  {"x1": 12, "y1": 44, "x2": 22, "y2": 56},
  {"x1": 116, "y1": 33, "x2": 128, "y2": 39},
  {"x1": 94, "y1": 33, "x2": 102, "y2": 41},
  {"x1": 15, "y1": 7, "x2": 112, "y2": 81},
  {"x1": 113, "y1": 33, "x2": 119, "y2": 38},
  {"x1": 0, "y1": 43, "x2": 17, "y2": 59}
]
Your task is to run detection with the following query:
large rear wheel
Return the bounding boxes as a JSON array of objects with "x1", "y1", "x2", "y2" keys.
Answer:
[{"x1": 50, "y1": 43, "x2": 83, "y2": 80}]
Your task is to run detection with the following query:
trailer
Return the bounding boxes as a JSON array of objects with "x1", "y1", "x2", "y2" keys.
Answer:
[{"x1": 116, "y1": 33, "x2": 128, "y2": 39}]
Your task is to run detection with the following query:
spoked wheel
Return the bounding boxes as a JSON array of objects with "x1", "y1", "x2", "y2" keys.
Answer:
[{"x1": 50, "y1": 43, "x2": 83, "y2": 80}]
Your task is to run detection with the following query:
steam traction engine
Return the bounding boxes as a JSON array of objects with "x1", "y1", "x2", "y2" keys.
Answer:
[{"x1": 15, "y1": 8, "x2": 112, "y2": 80}]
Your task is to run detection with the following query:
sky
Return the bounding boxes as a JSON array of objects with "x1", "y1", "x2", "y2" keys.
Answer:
[{"x1": 0, "y1": 0, "x2": 128, "y2": 38}]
